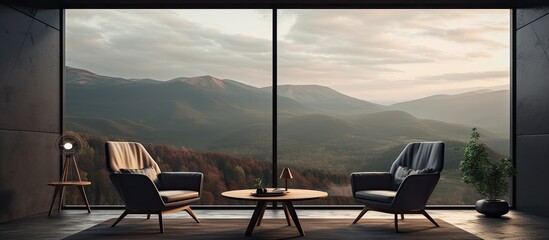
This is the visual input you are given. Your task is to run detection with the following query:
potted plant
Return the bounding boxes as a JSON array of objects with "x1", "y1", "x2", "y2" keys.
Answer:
[
  {"x1": 460, "y1": 128, "x2": 516, "y2": 217},
  {"x1": 253, "y1": 177, "x2": 267, "y2": 194}
]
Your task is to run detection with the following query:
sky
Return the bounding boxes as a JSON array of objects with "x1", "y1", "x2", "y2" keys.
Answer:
[{"x1": 66, "y1": 9, "x2": 510, "y2": 104}]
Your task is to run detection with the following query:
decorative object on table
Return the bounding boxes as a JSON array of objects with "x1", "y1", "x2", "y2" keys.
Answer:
[
  {"x1": 253, "y1": 178, "x2": 267, "y2": 194},
  {"x1": 279, "y1": 167, "x2": 293, "y2": 191},
  {"x1": 460, "y1": 128, "x2": 516, "y2": 217},
  {"x1": 106, "y1": 141, "x2": 203, "y2": 233},
  {"x1": 48, "y1": 132, "x2": 92, "y2": 216},
  {"x1": 251, "y1": 189, "x2": 286, "y2": 197},
  {"x1": 351, "y1": 141, "x2": 444, "y2": 232}
]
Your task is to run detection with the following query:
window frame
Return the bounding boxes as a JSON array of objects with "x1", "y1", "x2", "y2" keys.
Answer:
[{"x1": 61, "y1": 2, "x2": 515, "y2": 209}]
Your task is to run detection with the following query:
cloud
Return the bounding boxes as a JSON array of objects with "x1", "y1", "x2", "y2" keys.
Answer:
[
  {"x1": 277, "y1": 9, "x2": 510, "y2": 102},
  {"x1": 423, "y1": 26, "x2": 509, "y2": 49},
  {"x1": 66, "y1": 10, "x2": 272, "y2": 86},
  {"x1": 418, "y1": 71, "x2": 509, "y2": 82},
  {"x1": 66, "y1": 9, "x2": 509, "y2": 103}
]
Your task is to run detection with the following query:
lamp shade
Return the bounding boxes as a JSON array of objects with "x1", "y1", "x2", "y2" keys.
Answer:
[
  {"x1": 56, "y1": 132, "x2": 84, "y2": 156},
  {"x1": 280, "y1": 167, "x2": 293, "y2": 179}
]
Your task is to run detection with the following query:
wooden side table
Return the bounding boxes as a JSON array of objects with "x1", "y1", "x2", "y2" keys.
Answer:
[
  {"x1": 47, "y1": 155, "x2": 92, "y2": 216},
  {"x1": 48, "y1": 181, "x2": 92, "y2": 216},
  {"x1": 222, "y1": 189, "x2": 328, "y2": 236}
]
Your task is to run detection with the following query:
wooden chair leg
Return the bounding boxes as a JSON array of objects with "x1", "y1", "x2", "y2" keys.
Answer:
[
  {"x1": 422, "y1": 210, "x2": 439, "y2": 227},
  {"x1": 184, "y1": 206, "x2": 200, "y2": 223},
  {"x1": 353, "y1": 207, "x2": 369, "y2": 224},
  {"x1": 159, "y1": 213, "x2": 164, "y2": 233},
  {"x1": 394, "y1": 214, "x2": 399, "y2": 233},
  {"x1": 147, "y1": 214, "x2": 151, "y2": 219},
  {"x1": 401, "y1": 214, "x2": 404, "y2": 220}
]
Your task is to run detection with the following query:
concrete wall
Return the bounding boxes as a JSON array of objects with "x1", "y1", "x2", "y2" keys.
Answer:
[
  {"x1": 515, "y1": 4, "x2": 549, "y2": 216},
  {"x1": 0, "y1": 3, "x2": 61, "y2": 222}
]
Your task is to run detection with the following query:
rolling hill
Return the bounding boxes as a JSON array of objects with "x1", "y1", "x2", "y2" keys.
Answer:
[
  {"x1": 391, "y1": 90, "x2": 510, "y2": 136},
  {"x1": 64, "y1": 67, "x2": 511, "y2": 206},
  {"x1": 66, "y1": 67, "x2": 272, "y2": 149},
  {"x1": 65, "y1": 67, "x2": 509, "y2": 161},
  {"x1": 265, "y1": 85, "x2": 388, "y2": 115}
]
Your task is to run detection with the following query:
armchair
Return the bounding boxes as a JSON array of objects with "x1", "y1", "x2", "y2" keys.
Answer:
[
  {"x1": 351, "y1": 141, "x2": 444, "y2": 232},
  {"x1": 106, "y1": 141, "x2": 203, "y2": 233}
]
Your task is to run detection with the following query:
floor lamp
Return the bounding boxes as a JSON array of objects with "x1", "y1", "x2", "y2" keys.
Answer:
[{"x1": 48, "y1": 133, "x2": 91, "y2": 216}]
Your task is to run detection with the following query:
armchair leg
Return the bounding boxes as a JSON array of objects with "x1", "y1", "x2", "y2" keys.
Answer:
[
  {"x1": 422, "y1": 210, "x2": 439, "y2": 227},
  {"x1": 159, "y1": 213, "x2": 164, "y2": 233},
  {"x1": 184, "y1": 206, "x2": 200, "y2": 223},
  {"x1": 112, "y1": 211, "x2": 128, "y2": 227},
  {"x1": 394, "y1": 214, "x2": 399, "y2": 233},
  {"x1": 401, "y1": 214, "x2": 404, "y2": 220},
  {"x1": 353, "y1": 207, "x2": 369, "y2": 224},
  {"x1": 147, "y1": 214, "x2": 151, "y2": 220}
]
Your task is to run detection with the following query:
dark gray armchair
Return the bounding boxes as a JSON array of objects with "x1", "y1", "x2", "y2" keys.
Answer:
[
  {"x1": 351, "y1": 141, "x2": 444, "y2": 232},
  {"x1": 106, "y1": 141, "x2": 203, "y2": 233}
]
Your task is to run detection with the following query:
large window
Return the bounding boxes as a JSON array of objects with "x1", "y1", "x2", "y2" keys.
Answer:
[
  {"x1": 277, "y1": 9, "x2": 510, "y2": 204},
  {"x1": 65, "y1": 9, "x2": 273, "y2": 205},
  {"x1": 65, "y1": 9, "x2": 510, "y2": 205}
]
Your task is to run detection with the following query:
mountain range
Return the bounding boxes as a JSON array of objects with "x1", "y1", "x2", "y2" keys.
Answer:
[
  {"x1": 391, "y1": 90, "x2": 509, "y2": 136},
  {"x1": 65, "y1": 66, "x2": 510, "y2": 159}
]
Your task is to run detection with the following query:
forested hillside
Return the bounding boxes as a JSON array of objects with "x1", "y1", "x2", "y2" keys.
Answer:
[
  {"x1": 66, "y1": 134, "x2": 496, "y2": 206},
  {"x1": 66, "y1": 135, "x2": 352, "y2": 205}
]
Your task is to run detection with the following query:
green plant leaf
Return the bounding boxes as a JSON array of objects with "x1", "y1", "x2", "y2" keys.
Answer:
[{"x1": 459, "y1": 128, "x2": 515, "y2": 199}]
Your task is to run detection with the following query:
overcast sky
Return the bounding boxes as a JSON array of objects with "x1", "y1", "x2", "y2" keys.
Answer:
[{"x1": 66, "y1": 9, "x2": 509, "y2": 104}]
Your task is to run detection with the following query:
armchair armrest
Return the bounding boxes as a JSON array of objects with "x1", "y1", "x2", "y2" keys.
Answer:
[
  {"x1": 159, "y1": 172, "x2": 203, "y2": 194},
  {"x1": 350, "y1": 172, "x2": 392, "y2": 197},
  {"x1": 110, "y1": 173, "x2": 165, "y2": 211},
  {"x1": 392, "y1": 173, "x2": 440, "y2": 211}
]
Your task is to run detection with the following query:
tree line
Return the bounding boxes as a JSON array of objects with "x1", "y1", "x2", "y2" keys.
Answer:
[{"x1": 65, "y1": 134, "x2": 354, "y2": 205}]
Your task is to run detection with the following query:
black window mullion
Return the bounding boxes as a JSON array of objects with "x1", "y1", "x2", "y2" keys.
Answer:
[{"x1": 272, "y1": 8, "x2": 278, "y2": 190}]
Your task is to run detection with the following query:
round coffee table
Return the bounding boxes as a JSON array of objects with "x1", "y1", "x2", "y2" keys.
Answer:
[{"x1": 222, "y1": 188, "x2": 328, "y2": 236}]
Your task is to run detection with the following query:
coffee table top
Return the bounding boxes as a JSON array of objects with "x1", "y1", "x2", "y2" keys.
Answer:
[{"x1": 222, "y1": 188, "x2": 328, "y2": 201}]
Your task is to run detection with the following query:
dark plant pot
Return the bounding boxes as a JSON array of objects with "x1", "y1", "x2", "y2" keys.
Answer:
[
  {"x1": 256, "y1": 188, "x2": 267, "y2": 194},
  {"x1": 476, "y1": 199, "x2": 509, "y2": 217}
]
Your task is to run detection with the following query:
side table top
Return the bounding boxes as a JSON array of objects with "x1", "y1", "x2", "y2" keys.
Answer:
[
  {"x1": 222, "y1": 188, "x2": 328, "y2": 201},
  {"x1": 48, "y1": 181, "x2": 91, "y2": 186}
]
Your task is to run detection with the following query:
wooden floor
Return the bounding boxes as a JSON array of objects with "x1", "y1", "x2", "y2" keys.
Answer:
[{"x1": 1, "y1": 208, "x2": 549, "y2": 239}]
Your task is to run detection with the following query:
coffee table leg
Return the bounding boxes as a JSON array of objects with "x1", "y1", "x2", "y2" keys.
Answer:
[
  {"x1": 286, "y1": 201, "x2": 304, "y2": 236},
  {"x1": 246, "y1": 201, "x2": 267, "y2": 236},
  {"x1": 282, "y1": 202, "x2": 292, "y2": 226},
  {"x1": 256, "y1": 202, "x2": 267, "y2": 226}
]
